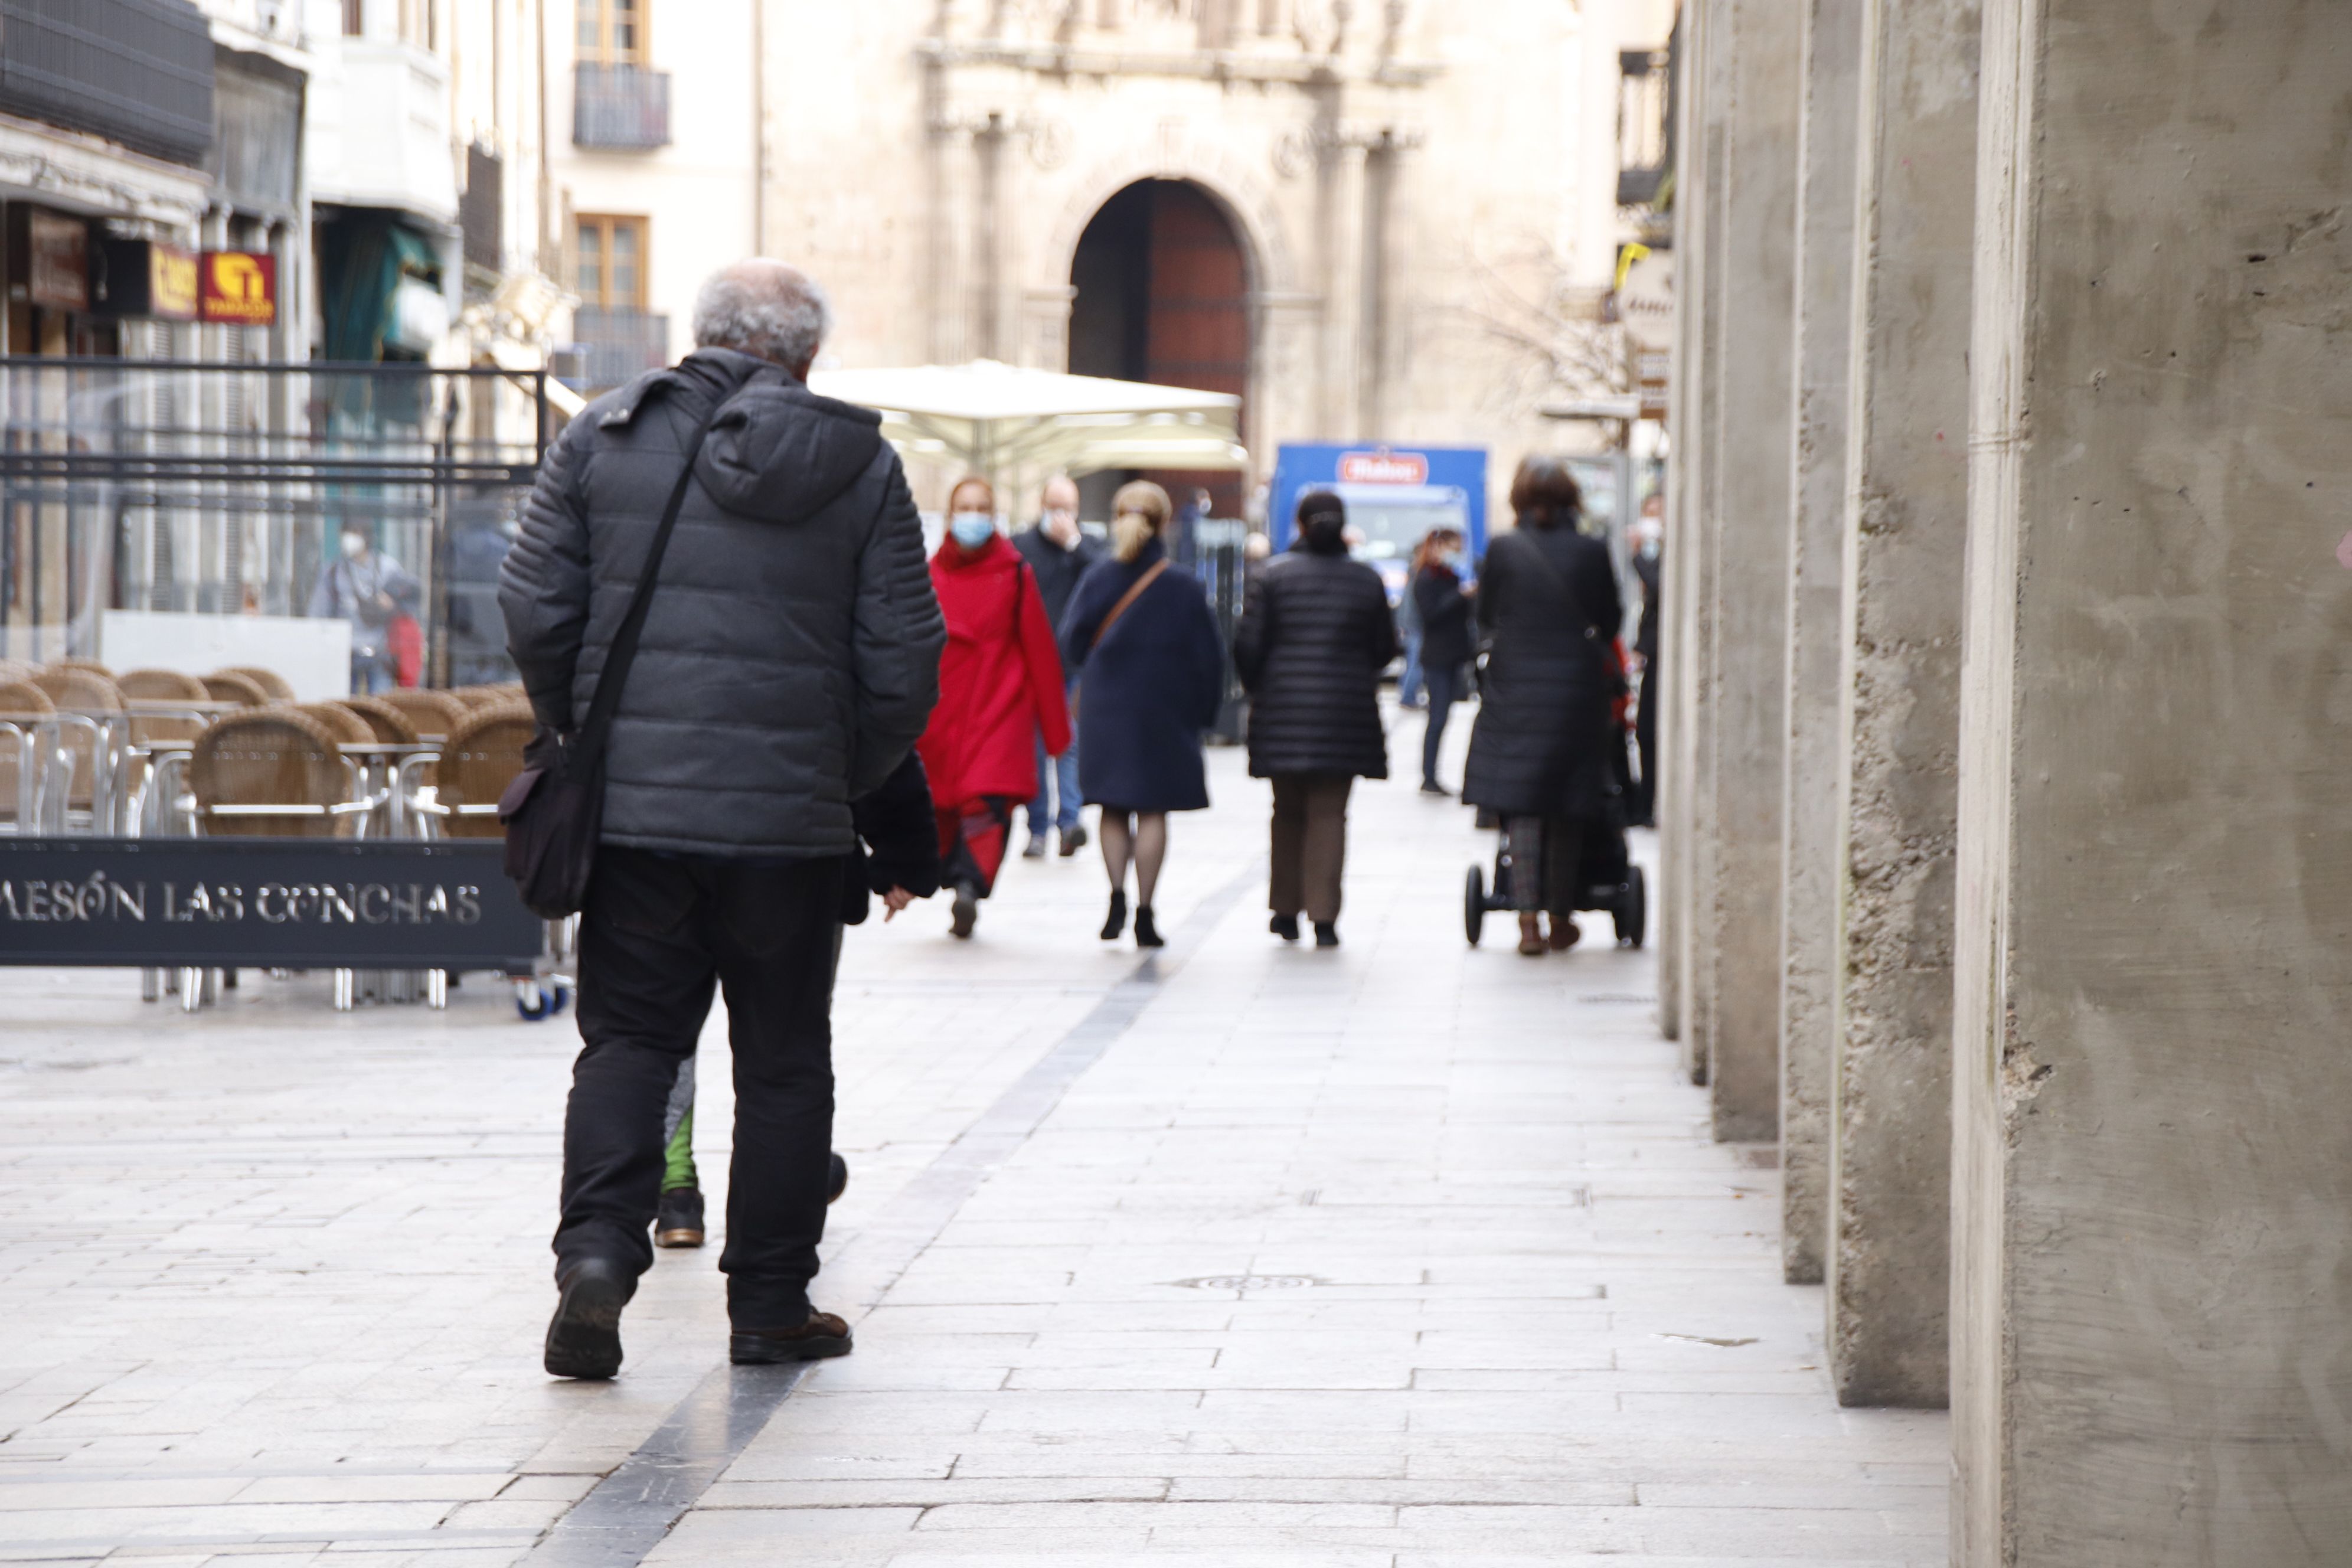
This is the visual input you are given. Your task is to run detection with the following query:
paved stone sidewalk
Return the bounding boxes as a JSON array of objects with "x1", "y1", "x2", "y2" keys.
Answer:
[{"x1": 0, "y1": 723, "x2": 1945, "y2": 1566}]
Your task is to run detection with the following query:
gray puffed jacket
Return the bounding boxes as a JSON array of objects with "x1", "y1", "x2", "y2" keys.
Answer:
[{"x1": 499, "y1": 348, "x2": 944, "y2": 859}]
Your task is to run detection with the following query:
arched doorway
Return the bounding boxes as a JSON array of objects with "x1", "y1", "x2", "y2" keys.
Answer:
[{"x1": 1067, "y1": 179, "x2": 1251, "y2": 523}]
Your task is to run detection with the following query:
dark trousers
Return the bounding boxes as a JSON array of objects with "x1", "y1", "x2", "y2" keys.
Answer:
[
  {"x1": 1269, "y1": 772, "x2": 1353, "y2": 925},
  {"x1": 557, "y1": 845, "x2": 845, "y2": 1328},
  {"x1": 1422, "y1": 662, "x2": 1466, "y2": 785},
  {"x1": 1632, "y1": 659, "x2": 1659, "y2": 825},
  {"x1": 1505, "y1": 815, "x2": 1587, "y2": 916}
]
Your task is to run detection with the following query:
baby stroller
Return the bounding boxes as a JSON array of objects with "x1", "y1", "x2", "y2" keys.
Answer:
[{"x1": 1464, "y1": 814, "x2": 1646, "y2": 949}]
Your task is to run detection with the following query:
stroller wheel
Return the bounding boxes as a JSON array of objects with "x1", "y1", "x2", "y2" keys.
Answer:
[
  {"x1": 1614, "y1": 865, "x2": 1648, "y2": 950},
  {"x1": 1464, "y1": 866, "x2": 1488, "y2": 948}
]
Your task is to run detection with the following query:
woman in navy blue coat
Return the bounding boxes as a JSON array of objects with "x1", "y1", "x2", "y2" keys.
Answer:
[{"x1": 1059, "y1": 481, "x2": 1227, "y2": 949}]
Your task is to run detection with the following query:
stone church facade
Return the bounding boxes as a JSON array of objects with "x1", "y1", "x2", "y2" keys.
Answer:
[{"x1": 558, "y1": 0, "x2": 1664, "y2": 509}]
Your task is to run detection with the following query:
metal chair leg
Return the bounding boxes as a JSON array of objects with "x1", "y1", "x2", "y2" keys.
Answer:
[
  {"x1": 179, "y1": 969, "x2": 203, "y2": 1013},
  {"x1": 333, "y1": 969, "x2": 355, "y2": 1012},
  {"x1": 427, "y1": 970, "x2": 449, "y2": 1010},
  {"x1": 142, "y1": 969, "x2": 160, "y2": 1002}
]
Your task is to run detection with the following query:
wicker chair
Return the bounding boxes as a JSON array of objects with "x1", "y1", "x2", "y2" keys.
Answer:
[
  {"x1": 51, "y1": 658, "x2": 113, "y2": 678},
  {"x1": 429, "y1": 701, "x2": 534, "y2": 839},
  {"x1": 118, "y1": 668, "x2": 214, "y2": 744},
  {"x1": 191, "y1": 708, "x2": 365, "y2": 839},
  {"x1": 335, "y1": 696, "x2": 420, "y2": 744},
  {"x1": 0, "y1": 658, "x2": 34, "y2": 688},
  {"x1": 448, "y1": 685, "x2": 516, "y2": 711},
  {"x1": 200, "y1": 671, "x2": 273, "y2": 707},
  {"x1": 0, "y1": 681, "x2": 56, "y2": 829},
  {"x1": 298, "y1": 703, "x2": 377, "y2": 746},
  {"x1": 377, "y1": 688, "x2": 469, "y2": 740},
  {"x1": 221, "y1": 665, "x2": 296, "y2": 701}
]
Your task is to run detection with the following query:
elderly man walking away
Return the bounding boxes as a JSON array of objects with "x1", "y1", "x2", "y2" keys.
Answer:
[{"x1": 500, "y1": 260, "x2": 944, "y2": 1379}]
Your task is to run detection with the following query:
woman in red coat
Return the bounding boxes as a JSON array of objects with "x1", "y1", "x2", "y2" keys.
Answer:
[{"x1": 919, "y1": 476, "x2": 1073, "y2": 937}]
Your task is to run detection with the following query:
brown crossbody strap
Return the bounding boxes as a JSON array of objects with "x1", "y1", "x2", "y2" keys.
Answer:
[{"x1": 1091, "y1": 558, "x2": 1171, "y2": 652}]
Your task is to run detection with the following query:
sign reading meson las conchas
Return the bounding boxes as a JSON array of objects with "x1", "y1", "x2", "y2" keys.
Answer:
[{"x1": 0, "y1": 841, "x2": 541, "y2": 968}]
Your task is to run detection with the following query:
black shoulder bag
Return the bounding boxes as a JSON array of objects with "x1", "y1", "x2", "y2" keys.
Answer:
[{"x1": 499, "y1": 410, "x2": 720, "y2": 919}]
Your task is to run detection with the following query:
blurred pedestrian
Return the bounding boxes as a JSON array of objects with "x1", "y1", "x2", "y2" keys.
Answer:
[
  {"x1": 1231, "y1": 491, "x2": 1399, "y2": 949},
  {"x1": 1629, "y1": 494, "x2": 1664, "y2": 828},
  {"x1": 309, "y1": 522, "x2": 420, "y2": 694},
  {"x1": 1411, "y1": 526, "x2": 1476, "y2": 796},
  {"x1": 1059, "y1": 480, "x2": 1226, "y2": 950},
  {"x1": 1011, "y1": 475, "x2": 1104, "y2": 860},
  {"x1": 919, "y1": 476, "x2": 1072, "y2": 937},
  {"x1": 502, "y1": 259, "x2": 944, "y2": 1378},
  {"x1": 1462, "y1": 456, "x2": 1625, "y2": 956}
]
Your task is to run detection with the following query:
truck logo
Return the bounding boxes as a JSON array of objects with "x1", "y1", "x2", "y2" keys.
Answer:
[{"x1": 1338, "y1": 450, "x2": 1429, "y2": 485}]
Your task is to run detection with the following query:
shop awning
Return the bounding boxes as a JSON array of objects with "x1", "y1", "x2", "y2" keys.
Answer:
[{"x1": 807, "y1": 360, "x2": 1247, "y2": 481}]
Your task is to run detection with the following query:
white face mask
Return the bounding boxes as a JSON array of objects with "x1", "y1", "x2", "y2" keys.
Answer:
[
  {"x1": 341, "y1": 532, "x2": 368, "y2": 560},
  {"x1": 949, "y1": 512, "x2": 996, "y2": 549},
  {"x1": 1041, "y1": 507, "x2": 1079, "y2": 545}
]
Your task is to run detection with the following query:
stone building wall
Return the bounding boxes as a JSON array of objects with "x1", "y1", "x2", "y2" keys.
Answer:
[{"x1": 572, "y1": 0, "x2": 1659, "y2": 512}]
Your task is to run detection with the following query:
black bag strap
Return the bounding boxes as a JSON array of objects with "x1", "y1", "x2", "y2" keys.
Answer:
[{"x1": 577, "y1": 403, "x2": 725, "y2": 757}]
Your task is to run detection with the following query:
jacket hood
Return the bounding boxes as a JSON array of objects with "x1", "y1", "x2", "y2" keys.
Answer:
[{"x1": 605, "y1": 348, "x2": 887, "y2": 524}]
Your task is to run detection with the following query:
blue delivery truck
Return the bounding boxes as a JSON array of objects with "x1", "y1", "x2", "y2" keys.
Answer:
[{"x1": 1270, "y1": 443, "x2": 1488, "y2": 607}]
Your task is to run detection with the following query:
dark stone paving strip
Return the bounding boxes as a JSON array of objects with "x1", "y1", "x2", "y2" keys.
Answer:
[{"x1": 522, "y1": 863, "x2": 1260, "y2": 1567}]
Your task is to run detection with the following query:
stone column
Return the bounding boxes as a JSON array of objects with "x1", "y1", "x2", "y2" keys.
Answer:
[
  {"x1": 1701, "y1": 0, "x2": 1802, "y2": 1142},
  {"x1": 1955, "y1": 1, "x2": 2352, "y2": 1559},
  {"x1": 1657, "y1": 0, "x2": 1717, "y2": 1057},
  {"x1": 1776, "y1": 0, "x2": 1863, "y2": 1285},
  {"x1": 1823, "y1": 0, "x2": 1979, "y2": 1408}
]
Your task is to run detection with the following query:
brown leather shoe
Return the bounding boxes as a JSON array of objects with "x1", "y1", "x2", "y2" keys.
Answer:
[
  {"x1": 730, "y1": 1311, "x2": 853, "y2": 1365},
  {"x1": 1548, "y1": 916, "x2": 1582, "y2": 952},
  {"x1": 1517, "y1": 914, "x2": 1547, "y2": 956}
]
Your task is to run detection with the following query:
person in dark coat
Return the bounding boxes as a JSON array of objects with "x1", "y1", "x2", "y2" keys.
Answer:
[
  {"x1": 1011, "y1": 475, "x2": 1106, "y2": 858},
  {"x1": 1058, "y1": 479, "x2": 1226, "y2": 950},
  {"x1": 1629, "y1": 495, "x2": 1663, "y2": 828},
  {"x1": 501, "y1": 260, "x2": 945, "y2": 1380},
  {"x1": 1462, "y1": 455, "x2": 1626, "y2": 956},
  {"x1": 1409, "y1": 526, "x2": 1476, "y2": 796},
  {"x1": 1231, "y1": 490, "x2": 1399, "y2": 948}
]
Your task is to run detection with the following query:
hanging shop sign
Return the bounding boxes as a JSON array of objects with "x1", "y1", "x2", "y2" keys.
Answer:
[
  {"x1": 26, "y1": 211, "x2": 90, "y2": 311},
  {"x1": 198, "y1": 250, "x2": 277, "y2": 325},
  {"x1": 0, "y1": 839, "x2": 542, "y2": 971},
  {"x1": 94, "y1": 239, "x2": 200, "y2": 320}
]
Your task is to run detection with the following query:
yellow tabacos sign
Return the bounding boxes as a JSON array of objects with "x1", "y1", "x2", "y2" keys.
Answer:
[{"x1": 199, "y1": 251, "x2": 277, "y2": 325}]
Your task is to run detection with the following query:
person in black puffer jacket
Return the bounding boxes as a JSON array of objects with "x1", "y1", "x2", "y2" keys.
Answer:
[
  {"x1": 1462, "y1": 456, "x2": 1625, "y2": 956},
  {"x1": 1409, "y1": 525, "x2": 1476, "y2": 795},
  {"x1": 501, "y1": 260, "x2": 945, "y2": 1384},
  {"x1": 1231, "y1": 490, "x2": 1400, "y2": 948}
]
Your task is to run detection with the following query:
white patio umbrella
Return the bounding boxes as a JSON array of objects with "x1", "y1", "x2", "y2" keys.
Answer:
[{"x1": 807, "y1": 361, "x2": 1247, "y2": 493}]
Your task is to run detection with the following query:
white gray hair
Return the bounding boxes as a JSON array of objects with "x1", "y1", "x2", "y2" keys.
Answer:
[{"x1": 691, "y1": 260, "x2": 833, "y2": 370}]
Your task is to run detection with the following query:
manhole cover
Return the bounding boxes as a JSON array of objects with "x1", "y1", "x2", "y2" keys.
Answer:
[{"x1": 1168, "y1": 1275, "x2": 1324, "y2": 1293}]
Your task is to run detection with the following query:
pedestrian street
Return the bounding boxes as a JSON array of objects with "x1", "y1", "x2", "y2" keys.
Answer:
[{"x1": 0, "y1": 724, "x2": 1945, "y2": 1566}]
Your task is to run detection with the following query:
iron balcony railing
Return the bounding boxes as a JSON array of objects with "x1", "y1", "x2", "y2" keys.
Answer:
[
  {"x1": 1616, "y1": 45, "x2": 1675, "y2": 210},
  {"x1": 573, "y1": 63, "x2": 671, "y2": 151},
  {"x1": 566, "y1": 309, "x2": 670, "y2": 391},
  {"x1": 0, "y1": 0, "x2": 214, "y2": 166}
]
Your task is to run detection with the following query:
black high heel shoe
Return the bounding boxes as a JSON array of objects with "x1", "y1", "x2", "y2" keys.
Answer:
[
  {"x1": 1133, "y1": 906, "x2": 1164, "y2": 949},
  {"x1": 1100, "y1": 888, "x2": 1128, "y2": 941}
]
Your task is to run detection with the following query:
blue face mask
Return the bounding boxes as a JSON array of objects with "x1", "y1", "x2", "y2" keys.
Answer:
[
  {"x1": 949, "y1": 512, "x2": 995, "y2": 550},
  {"x1": 1440, "y1": 549, "x2": 1468, "y2": 575}
]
